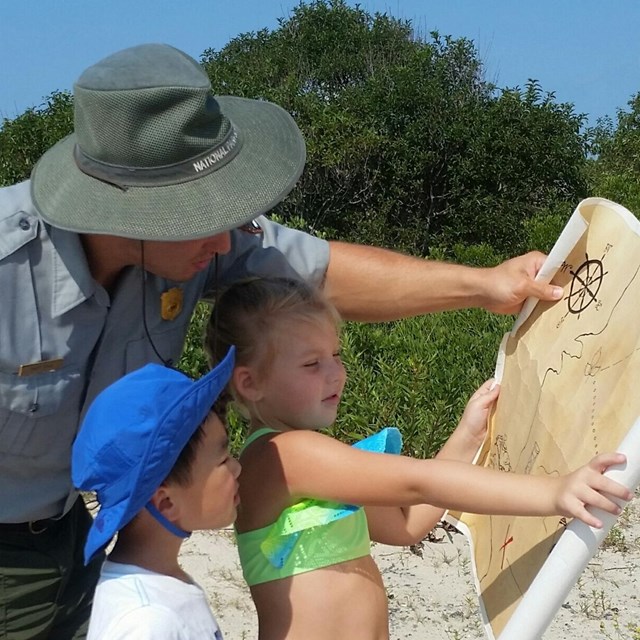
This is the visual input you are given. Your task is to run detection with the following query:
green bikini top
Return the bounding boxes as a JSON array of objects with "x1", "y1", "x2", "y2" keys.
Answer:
[{"x1": 235, "y1": 427, "x2": 401, "y2": 587}]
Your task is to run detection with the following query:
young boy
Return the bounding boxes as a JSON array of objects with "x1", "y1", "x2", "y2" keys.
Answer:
[{"x1": 71, "y1": 347, "x2": 239, "y2": 640}]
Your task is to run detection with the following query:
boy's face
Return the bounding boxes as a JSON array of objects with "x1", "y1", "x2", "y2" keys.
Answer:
[{"x1": 170, "y1": 412, "x2": 241, "y2": 531}]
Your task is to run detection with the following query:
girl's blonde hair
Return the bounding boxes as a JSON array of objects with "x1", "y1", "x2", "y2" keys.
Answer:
[{"x1": 206, "y1": 277, "x2": 340, "y2": 377}]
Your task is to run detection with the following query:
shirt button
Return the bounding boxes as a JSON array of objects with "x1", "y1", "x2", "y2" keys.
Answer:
[
  {"x1": 29, "y1": 403, "x2": 39, "y2": 413},
  {"x1": 19, "y1": 218, "x2": 31, "y2": 231}
]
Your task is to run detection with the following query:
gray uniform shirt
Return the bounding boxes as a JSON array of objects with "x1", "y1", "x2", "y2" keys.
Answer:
[{"x1": 0, "y1": 180, "x2": 329, "y2": 522}]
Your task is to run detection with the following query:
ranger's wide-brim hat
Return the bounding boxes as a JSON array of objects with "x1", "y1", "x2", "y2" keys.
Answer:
[{"x1": 31, "y1": 44, "x2": 306, "y2": 241}]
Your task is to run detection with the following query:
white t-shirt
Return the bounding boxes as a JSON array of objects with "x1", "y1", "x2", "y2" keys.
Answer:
[{"x1": 87, "y1": 560, "x2": 224, "y2": 640}]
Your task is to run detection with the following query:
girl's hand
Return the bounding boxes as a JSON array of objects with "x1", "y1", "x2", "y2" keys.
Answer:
[
  {"x1": 554, "y1": 452, "x2": 633, "y2": 528},
  {"x1": 456, "y1": 379, "x2": 500, "y2": 449}
]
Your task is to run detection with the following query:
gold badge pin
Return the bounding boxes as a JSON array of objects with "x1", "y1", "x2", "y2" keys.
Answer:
[{"x1": 161, "y1": 287, "x2": 183, "y2": 321}]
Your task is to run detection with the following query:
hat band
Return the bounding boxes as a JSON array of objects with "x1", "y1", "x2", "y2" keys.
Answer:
[
  {"x1": 146, "y1": 503, "x2": 191, "y2": 539},
  {"x1": 73, "y1": 125, "x2": 242, "y2": 188}
]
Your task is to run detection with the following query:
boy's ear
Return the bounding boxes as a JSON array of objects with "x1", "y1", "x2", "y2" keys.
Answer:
[
  {"x1": 233, "y1": 365, "x2": 263, "y2": 402},
  {"x1": 150, "y1": 486, "x2": 181, "y2": 524}
]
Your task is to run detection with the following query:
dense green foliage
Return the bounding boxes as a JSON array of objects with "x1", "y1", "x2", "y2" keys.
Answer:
[
  {"x1": 0, "y1": 91, "x2": 73, "y2": 185},
  {"x1": 334, "y1": 308, "x2": 511, "y2": 457},
  {"x1": 2, "y1": 0, "x2": 639, "y2": 455},
  {"x1": 201, "y1": 0, "x2": 589, "y2": 256}
]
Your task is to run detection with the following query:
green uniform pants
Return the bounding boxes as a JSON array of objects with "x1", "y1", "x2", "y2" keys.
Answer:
[{"x1": 0, "y1": 498, "x2": 103, "y2": 639}]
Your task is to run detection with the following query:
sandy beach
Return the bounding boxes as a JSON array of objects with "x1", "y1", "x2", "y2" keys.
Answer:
[{"x1": 179, "y1": 492, "x2": 640, "y2": 640}]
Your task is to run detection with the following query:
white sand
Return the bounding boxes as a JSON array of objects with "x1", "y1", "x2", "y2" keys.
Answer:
[{"x1": 179, "y1": 493, "x2": 640, "y2": 640}]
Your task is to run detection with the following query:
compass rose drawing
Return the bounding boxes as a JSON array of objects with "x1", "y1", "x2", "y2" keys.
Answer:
[
  {"x1": 555, "y1": 247, "x2": 611, "y2": 327},
  {"x1": 566, "y1": 254, "x2": 608, "y2": 315}
]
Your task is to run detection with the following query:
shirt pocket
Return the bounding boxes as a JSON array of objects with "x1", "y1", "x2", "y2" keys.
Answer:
[
  {"x1": 0, "y1": 365, "x2": 83, "y2": 458},
  {"x1": 124, "y1": 323, "x2": 191, "y2": 372}
]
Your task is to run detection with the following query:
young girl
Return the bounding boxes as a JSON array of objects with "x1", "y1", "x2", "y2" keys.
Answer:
[{"x1": 207, "y1": 277, "x2": 630, "y2": 640}]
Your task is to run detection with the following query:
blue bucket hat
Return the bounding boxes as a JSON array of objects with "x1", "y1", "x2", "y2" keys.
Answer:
[{"x1": 72, "y1": 347, "x2": 234, "y2": 565}]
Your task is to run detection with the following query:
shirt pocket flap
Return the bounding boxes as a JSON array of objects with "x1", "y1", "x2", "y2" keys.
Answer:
[{"x1": 0, "y1": 211, "x2": 39, "y2": 261}]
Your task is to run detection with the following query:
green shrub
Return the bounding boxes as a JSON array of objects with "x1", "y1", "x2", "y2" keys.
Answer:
[
  {"x1": 0, "y1": 91, "x2": 73, "y2": 186},
  {"x1": 334, "y1": 309, "x2": 511, "y2": 457},
  {"x1": 523, "y1": 207, "x2": 571, "y2": 254}
]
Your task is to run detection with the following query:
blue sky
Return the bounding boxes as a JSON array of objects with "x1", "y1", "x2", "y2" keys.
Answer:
[{"x1": 1, "y1": 1, "x2": 638, "y2": 126}]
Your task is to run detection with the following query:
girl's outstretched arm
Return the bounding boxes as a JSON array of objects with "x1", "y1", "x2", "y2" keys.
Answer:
[
  {"x1": 268, "y1": 430, "x2": 631, "y2": 533},
  {"x1": 366, "y1": 379, "x2": 499, "y2": 545}
]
